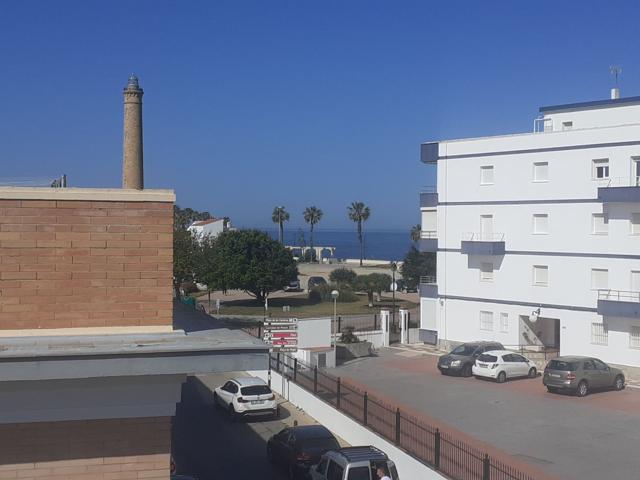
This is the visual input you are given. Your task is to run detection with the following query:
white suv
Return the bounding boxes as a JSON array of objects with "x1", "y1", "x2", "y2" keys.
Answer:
[
  {"x1": 213, "y1": 377, "x2": 278, "y2": 419},
  {"x1": 310, "y1": 446, "x2": 399, "y2": 480},
  {"x1": 472, "y1": 350, "x2": 538, "y2": 383}
]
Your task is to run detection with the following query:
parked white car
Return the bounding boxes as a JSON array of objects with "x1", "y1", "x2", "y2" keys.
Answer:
[
  {"x1": 213, "y1": 377, "x2": 278, "y2": 419},
  {"x1": 472, "y1": 350, "x2": 538, "y2": 383}
]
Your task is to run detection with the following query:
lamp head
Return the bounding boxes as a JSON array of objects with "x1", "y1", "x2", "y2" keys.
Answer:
[{"x1": 331, "y1": 290, "x2": 339, "y2": 299}]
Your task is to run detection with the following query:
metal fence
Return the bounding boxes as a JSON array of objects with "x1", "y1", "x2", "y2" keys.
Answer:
[{"x1": 269, "y1": 352, "x2": 536, "y2": 480}]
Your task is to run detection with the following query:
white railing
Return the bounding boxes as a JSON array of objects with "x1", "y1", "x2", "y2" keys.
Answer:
[
  {"x1": 533, "y1": 117, "x2": 552, "y2": 133},
  {"x1": 462, "y1": 232, "x2": 505, "y2": 242},
  {"x1": 419, "y1": 276, "x2": 436, "y2": 284},
  {"x1": 598, "y1": 176, "x2": 640, "y2": 188},
  {"x1": 420, "y1": 230, "x2": 437, "y2": 239},
  {"x1": 598, "y1": 289, "x2": 640, "y2": 303}
]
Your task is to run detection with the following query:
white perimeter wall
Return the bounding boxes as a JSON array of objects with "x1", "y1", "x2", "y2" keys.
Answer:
[
  {"x1": 248, "y1": 369, "x2": 446, "y2": 480},
  {"x1": 298, "y1": 317, "x2": 332, "y2": 349}
]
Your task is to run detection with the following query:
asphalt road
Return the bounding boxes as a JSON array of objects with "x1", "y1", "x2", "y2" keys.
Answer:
[
  {"x1": 329, "y1": 348, "x2": 640, "y2": 480},
  {"x1": 171, "y1": 373, "x2": 290, "y2": 480}
]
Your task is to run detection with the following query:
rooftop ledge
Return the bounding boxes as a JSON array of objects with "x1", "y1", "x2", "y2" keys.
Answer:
[{"x1": 0, "y1": 187, "x2": 175, "y2": 203}]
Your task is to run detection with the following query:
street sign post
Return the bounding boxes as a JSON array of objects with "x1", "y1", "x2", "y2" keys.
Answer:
[{"x1": 263, "y1": 318, "x2": 298, "y2": 353}]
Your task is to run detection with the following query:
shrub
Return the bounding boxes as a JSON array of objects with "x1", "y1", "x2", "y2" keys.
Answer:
[
  {"x1": 329, "y1": 268, "x2": 357, "y2": 286},
  {"x1": 308, "y1": 287, "x2": 323, "y2": 303},
  {"x1": 312, "y1": 282, "x2": 358, "y2": 303},
  {"x1": 338, "y1": 326, "x2": 360, "y2": 343}
]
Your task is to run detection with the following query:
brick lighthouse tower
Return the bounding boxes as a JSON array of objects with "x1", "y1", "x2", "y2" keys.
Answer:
[{"x1": 122, "y1": 74, "x2": 144, "y2": 189}]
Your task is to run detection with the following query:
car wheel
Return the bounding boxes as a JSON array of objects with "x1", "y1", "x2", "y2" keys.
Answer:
[
  {"x1": 614, "y1": 375, "x2": 625, "y2": 391},
  {"x1": 576, "y1": 380, "x2": 589, "y2": 397},
  {"x1": 528, "y1": 367, "x2": 537, "y2": 378},
  {"x1": 440, "y1": 369, "x2": 447, "y2": 376},
  {"x1": 496, "y1": 371, "x2": 507, "y2": 384},
  {"x1": 462, "y1": 364, "x2": 472, "y2": 377},
  {"x1": 546, "y1": 386, "x2": 557, "y2": 393}
]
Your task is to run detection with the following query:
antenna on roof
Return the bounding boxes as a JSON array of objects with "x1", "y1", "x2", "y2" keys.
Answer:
[{"x1": 609, "y1": 65, "x2": 622, "y2": 99}]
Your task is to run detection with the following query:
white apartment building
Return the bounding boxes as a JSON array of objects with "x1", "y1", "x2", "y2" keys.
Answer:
[{"x1": 419, "y1": 93, "x2": 640, "y2": 368}]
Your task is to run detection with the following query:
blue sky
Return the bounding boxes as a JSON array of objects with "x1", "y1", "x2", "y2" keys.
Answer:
[{"x1": 2, "y1": 1, "x2": 639, "y2": 230}]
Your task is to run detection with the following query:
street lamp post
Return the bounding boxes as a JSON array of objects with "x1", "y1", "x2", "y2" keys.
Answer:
[
  {"x1": 331, "y1": 290, "x2": 339, "y2": 349},
  {"x1": 391, "y1": 262, "x2": 397, "y2": 329}
]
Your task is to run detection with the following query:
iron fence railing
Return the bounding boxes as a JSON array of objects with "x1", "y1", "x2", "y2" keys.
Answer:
[
  {"x1": 269, "y1": 352, "x2": 537, "y2": 480},
  {"x1": 420, "y1": 276, "x2": 437, "y2": 285},
  {"x1": 462, "y1": 232, "x2": 506, "y2": 242},
  {"x1": 598, "y1": 289, "x2": 640, "y2": 303},
  {"x1": 420, "y1": 230, "x2": 438, "y2": 239}
]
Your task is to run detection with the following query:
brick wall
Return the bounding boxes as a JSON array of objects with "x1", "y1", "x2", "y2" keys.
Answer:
[
  {"x1": 0, "y1": 417, "x2": 170, "y2": 480},
  {"x1": 0, "y1": 198, "x2": 173, "y2": 330}
]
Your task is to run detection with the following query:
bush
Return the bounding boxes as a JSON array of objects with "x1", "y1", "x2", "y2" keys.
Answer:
[
  {"x1": 329, "y1": 268, "x2": 357, "y2": 286},
  {"x1": 311, "y1": 283, "x2": 359, "y2": 303},
  {"x1": 338, "y1": 326, "x2": 359, "y2": 343},
  {"x1": 308, "y1": 287, "x2": 323, "y2": 303}
]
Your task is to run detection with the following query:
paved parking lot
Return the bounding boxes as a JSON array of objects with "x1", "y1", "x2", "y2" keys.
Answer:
[
  {"x1": 172, "y1": 372, "x2": 346, "y2": 480},
  {"x1": 329, "y1": 347, "x2": 640, "y2": 480}
]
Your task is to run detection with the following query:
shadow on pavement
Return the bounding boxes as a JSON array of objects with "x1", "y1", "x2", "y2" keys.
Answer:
[{"x1": 172, "y1": 376, "x2": 287, "y2": 480}]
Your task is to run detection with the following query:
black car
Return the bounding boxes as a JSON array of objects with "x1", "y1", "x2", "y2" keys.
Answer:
[
  {"x1": 438, "y1": 341, "x2": 504, "y2": 377},
  {"x1": 267, "y1": 424, "x2": 340, "y2": 479},
  {"x1": 307, "y1": 276, "x2": 327, "y2": 290}
]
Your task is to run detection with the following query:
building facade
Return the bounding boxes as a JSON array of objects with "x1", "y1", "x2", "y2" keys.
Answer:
[{"x1": 419, "y1": 95, "x2": 640, "y2": 368}]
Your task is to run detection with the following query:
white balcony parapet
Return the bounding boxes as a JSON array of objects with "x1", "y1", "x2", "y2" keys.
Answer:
[
  {"x1": 598, "y1": 290, "x2": 640, "y2": 303},
  {"x1": 462, "y1": 232, "x2": 506, "y2": 242}
]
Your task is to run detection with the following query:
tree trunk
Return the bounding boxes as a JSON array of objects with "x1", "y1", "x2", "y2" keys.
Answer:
[
  {"x1": 358, "y1": 221, "x2": 363, "y2": 266},
  {"x1": 310, "y1": 224, "x2": 314, "y2": 261},
  {"x1": 279, "y1": 222, "x2": 284, "y2": 244}
]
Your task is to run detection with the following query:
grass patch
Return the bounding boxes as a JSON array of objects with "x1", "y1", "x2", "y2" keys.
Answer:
[{"x1": 203, "y1": 293, "x2": 417, "y2": 318}]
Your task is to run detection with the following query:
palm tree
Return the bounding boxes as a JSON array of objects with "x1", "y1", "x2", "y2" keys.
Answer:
[
  {"x1": 303, "y1": 206, "x2": 323, "y2": 257},
  {"x1": 410, "y1": 224, "x2": 421, "y2": 243},
  {"x1": 271, "y1": 206, "x2": 290, "y2": 244},
  {"x1": 347, "y1": 201, "x2": 371, "y2": 266}
]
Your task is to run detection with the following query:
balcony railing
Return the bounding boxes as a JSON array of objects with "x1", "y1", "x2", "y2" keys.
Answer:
[
  {"x1": 419, "y1": 276, "x2": 436, "y2": 284},
  {"x1": 598, "y1": 290, "x2": 640, "y2": 303},
  {"x1": 420, "y1": 231, "x2": 437, "y2": 239},
  {"x1": 599, "y1": 176, "x2": 640, "y2": 188},
  {"x1": 462, "y1": 232, "x2": 505, "y2": 242}
]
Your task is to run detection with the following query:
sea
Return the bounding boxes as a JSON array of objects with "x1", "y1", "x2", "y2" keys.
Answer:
[{"x1": 263, "y1": 228, "x2": 412, "y2": 262}]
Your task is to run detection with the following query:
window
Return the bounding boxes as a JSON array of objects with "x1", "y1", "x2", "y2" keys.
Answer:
[
  {"x1": 562, "y1": 121, "x2": 573, "y2": 130},
  {"x1": 533, "y1": 265, "x2": 548, "y2": 286},
  {"x1": 631, "y1": 213, "x2": 640, "y2": 235},
  {"x1": 592, "y1": 214, "x2": 608, "y2": 235},
  {"x1": 533, "y1": 162, "x2": 549, "y2": 182},
  {"x1": 480, "y1": 311, "x2": 494, "y2": 331},
  {"x1": 480, "y1": 165, "x2": 494, "y2": 185},
  {"x1": 326, "y1": 461, "x2": 344, "y2": 480},
  {"x1": 347, "y1": 467, "x2": 371, "y2": 480},
  {"x1": 630, "y1": 326, "x2": 640, "y2": 349},
  {"x1": 592, "y1": 159, "x2": 609, "y2": 179},
  {"x1": 591, "y1": 323, "x2": 608, "y2": 346},
  {"x1": 532, "y1": 214, "x2": 549, "y2": 234},
  {"x1": 480, "y1": 262, "x2": 493, "y2": 282},
  {"x1": 591, "y1": 268, "x2": 609, "y2": 290},
  {"x1": 500, "y1": 313, "x2": 509, "y2": 333}
]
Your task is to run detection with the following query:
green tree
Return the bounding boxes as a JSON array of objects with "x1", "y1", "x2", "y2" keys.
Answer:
[
  {"x1": 329, "y1": 268, "x2": 357, "y2": 287},
  {"x1": 347, "y1": 201, "x2": 371, "y2": 266},
  {"x1": 400, "y1": 246, "x2": 436, "y2": 291},
  {"x1": 174, "y1": 205, "x2": 212, "y2": 230},
  {"x1": 205, "y1": 230, "x2": 298, "y2": 303},
  {"x1": 272, "y1": 206, "x2": 290, "y2": 244},
  {"x1": 355, "y1": 273, "x2": 390, "y2": 307},
  {"x1": 303, "y1": 206, "x2": 323, "y2": 253},
  {"x1": 173, "y1": 228, "x2": 200, "y2": 297},
  {"x1": 410, "y1": 224, "x2": 422, "y2": 243}
]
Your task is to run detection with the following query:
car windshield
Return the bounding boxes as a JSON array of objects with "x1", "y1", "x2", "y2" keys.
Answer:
[
  {"x1": 478, "y1": 354, "x2": 498, "y2": 362},
  {"x1": 299, "y1": 437, "x2": 339, "y2": 450},
  {"x1": 451, "y1": 345, "x2": 477, "y2": 355},
  {"x1": 240, "y1": 385, "x2": 271, "y2": 396},
  {"x1": 547, "y1": 360, "x2": 577, "y2": 371}
]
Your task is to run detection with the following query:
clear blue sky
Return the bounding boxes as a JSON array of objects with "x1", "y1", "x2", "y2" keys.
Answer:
[{"x1": 2, "y1": 1, "x2": 639, "y2": 230}]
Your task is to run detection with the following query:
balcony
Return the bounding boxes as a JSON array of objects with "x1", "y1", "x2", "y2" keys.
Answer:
[
  {"x1": 420, "y1": 187, "x2": 438, "y2": 208},
  {"x1": 419, "y1": 276, "x2": 437, "y2": 298},
  {"x1": 597, "y1": 290, "x2": 640, "y2": 318},
  {"x1": 419, "y1": 230, "x2": 438, "y2": 252},
  {"x1": 460, "y1": 232, "x2": 505, "y2": 255},
  {"x1": 597, "y1": 176, "x2": 640, "y2": 202}
]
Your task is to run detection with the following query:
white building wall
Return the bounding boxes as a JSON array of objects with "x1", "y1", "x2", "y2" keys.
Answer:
[{"x1": 421, "y1": 98, "x2": 640, "y2": 368}]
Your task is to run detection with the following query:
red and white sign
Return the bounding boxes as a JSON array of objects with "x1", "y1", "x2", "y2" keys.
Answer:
[{"x1": 264, "y1": 318, "x2": 298, "y2": 352}]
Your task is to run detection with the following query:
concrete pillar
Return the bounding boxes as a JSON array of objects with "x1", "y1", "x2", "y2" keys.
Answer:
[
  {"x1": 122, "y1": 75, "x2": 144, "y2": 189},
  {"x1": 399, "y1": 308, "x2": 409, "y2": 344},
  {"x1": 380, "y1": 309, "x2": 390, "y2": 347}
]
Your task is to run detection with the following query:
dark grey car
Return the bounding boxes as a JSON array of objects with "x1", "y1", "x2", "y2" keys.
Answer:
[
  {"x1": 437, "y1": 341, "x2": 504, "y2": 377},
  {"x1": 543, "y1": 356, "x2": 625, "y2": 397}
]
